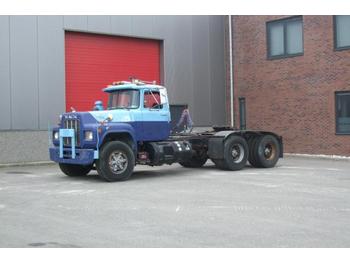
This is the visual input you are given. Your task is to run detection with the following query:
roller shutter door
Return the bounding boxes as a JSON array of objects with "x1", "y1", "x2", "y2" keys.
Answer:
[{"x1": 65, "y1": 31, "x2": 161, "y2": 112}]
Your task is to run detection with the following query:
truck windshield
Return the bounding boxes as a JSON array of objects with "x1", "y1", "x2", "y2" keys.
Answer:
[{"x1": 108, "y1": 89, "x2": 140, "y2": 109}]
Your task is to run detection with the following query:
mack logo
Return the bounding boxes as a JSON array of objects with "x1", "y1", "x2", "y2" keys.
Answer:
[{"x1": 66, "y1": 115, "x2": 77, "y2": 119}]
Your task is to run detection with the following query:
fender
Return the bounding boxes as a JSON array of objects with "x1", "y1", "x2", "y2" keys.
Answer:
[{"x1": 99, "y1": 122, "x2": 137, "y2": 152}]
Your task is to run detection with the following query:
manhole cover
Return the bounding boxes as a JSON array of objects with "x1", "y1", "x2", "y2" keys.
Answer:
[{"x1": 5, "y1": 171, "x2": 32, "y2": 174}]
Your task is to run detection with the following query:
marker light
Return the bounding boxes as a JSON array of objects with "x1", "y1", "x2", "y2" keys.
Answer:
[{"x1": 53, "y1": 131, "x2": 59, "y2": 140}]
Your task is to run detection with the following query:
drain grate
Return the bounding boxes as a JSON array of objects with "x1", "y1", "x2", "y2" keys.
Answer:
[
  {"x1": 28, "y1": 242, "x2": 80, "y2": 248},
  {"x1": 28, "y1": 242, "x2": 46, "y2": 247},
  {"x1": 5, "y1": 171, "x2": 32, "y2": 174}
]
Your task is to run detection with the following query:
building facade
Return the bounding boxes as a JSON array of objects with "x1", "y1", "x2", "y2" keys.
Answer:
[
  {"x1": 2, "y1": 15, "x2": 349, "y2": 164},
  {"x1": 0, "y1": 15, "x2": 226, "y2": 164},
  {"x1": 228, "y1": 15, "x2": 350, "y2": 156}
]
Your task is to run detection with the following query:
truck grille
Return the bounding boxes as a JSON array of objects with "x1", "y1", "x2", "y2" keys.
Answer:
[{"x1": 63, "y1": 119, "x2": 80, "y2": 147}]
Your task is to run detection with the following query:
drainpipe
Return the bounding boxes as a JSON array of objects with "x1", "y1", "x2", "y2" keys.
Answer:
[{"x1": 228, "y1": 15, "x2": 234, "y2": 128}]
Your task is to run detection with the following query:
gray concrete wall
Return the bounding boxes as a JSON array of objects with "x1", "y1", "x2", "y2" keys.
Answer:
[
  {"x1": 0, "y1": 131, "x2": 49, "y2": 164},
  {"x1": 0, "y1": 15, "x2": 226, "y2": 163}
]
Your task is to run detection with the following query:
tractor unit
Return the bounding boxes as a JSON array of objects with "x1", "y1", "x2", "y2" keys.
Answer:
[{"x1": 49, "y1": 80, "x2": 283, "y2": 182}]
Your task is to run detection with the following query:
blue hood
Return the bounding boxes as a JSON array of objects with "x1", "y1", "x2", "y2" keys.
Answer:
[{"x1": 62, "y1": 109, "x2": 137, "y2": 126}]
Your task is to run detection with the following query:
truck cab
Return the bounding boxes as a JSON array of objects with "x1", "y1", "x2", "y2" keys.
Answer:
[
  {"x1": 91, "y1": 82, "x2": 171, "y2": 141},
  {"x1": 50, "y1": 80, "x2": 187, "y2": 181}
]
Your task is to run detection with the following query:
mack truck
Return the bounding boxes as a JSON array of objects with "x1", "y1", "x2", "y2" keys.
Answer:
[{"x1": 49, "y1": 80, "x2": 283, "y2": 182}]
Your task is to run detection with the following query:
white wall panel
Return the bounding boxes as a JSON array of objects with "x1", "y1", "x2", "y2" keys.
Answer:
[
  {"x1": 0, "y1": 16, "x2": 11, "y2": 129},
  {"x1": 63, "y1": 16, "x2": 88, "y2": 31},
  {"x1": 38, "y1": 16, "x2": 65, "y2": 129},
  {"x1": 10, "y1": 16, "x2": 39, "y2": 129}
]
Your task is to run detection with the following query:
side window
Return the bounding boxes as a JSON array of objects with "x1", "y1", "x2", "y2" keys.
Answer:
[
  {"x1": 335, "y1": 91, "x2": 350, "y2": 134},
  {"x1": 144, "y1": 91, "x2": 163, "y2": 109}
]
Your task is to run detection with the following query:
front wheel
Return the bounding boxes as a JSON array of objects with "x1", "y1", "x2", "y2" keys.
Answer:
[
  {"x1": 96, "y1": 141, "x2": 135, "y2": 182},
  {"x1": 59, "y1": 163, "x2": 93, "y2": 177}
]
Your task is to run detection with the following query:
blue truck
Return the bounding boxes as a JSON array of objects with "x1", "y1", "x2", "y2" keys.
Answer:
[{"x1": 50, "y1": 79, "x2": 283, "y2": 182}]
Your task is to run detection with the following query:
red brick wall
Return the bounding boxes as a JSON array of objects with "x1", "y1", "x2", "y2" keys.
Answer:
[{"x1": 230, "y1": 15, "x2": 350, "y2": 156}]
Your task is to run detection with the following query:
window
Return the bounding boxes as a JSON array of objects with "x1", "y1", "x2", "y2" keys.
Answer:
[
  {"x1": 334, "y1": 15, "x2": 350, "y2": 50},
  {"x1": 267, "y1": 16, "x2": 303, "y2": 59},
  {"x1": 108, "y1": 89, "x2": 140, "y2": 109},
  {"x1": 144, "y1": 90, "x2": 162, "y2": 109},
  {"x1": 335, "y1": 91, "x2": 350, "y2": 134}
]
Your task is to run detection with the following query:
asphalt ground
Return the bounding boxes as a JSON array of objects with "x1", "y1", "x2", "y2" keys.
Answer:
[{"x1": 0, "y1": 156, "x2": 350, "y2": 247}]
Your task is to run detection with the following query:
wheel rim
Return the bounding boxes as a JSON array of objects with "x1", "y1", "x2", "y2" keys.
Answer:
[
  {"x1": 231, "y1": 144, "x2": 244, "y2": 163},
  {"x1": 108, "y1": 150, "x2": 128, "y2": 175},
  {"x1": 263, "y1": 143, "x2": 276, "y2": 160}
]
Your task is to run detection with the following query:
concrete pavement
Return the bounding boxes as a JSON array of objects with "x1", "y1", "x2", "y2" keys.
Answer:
[{"x1": 0, "y1": 156, "x2": 350, "y2": 247}]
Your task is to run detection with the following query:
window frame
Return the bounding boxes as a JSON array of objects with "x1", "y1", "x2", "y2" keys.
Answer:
[
  {"x1": 333, "y1": 15, "x2": 350, "y2": 51},
  {"x1": 266, "y1": 16, "x2": 304, "y2": 60},
  {"x1": 143, "y1": 89, "x2": 163, "y2": 110},
  {"x1": 335, "y1": 91, "x2": 350, "y2": 135}
]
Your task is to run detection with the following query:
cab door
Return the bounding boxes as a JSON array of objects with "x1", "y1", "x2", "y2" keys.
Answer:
[{"x1": 141, "y1": 89, "x2": 170, "y2": 141}]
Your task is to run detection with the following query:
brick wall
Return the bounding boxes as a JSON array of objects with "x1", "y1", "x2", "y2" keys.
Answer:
[{"x1": 230, "y1": 15, "x2": 350, "y2": 156}]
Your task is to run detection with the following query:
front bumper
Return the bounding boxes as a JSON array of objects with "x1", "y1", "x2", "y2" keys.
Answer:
[{"x1": 49, "y1": 147, "x2": 95, "y2": 165}]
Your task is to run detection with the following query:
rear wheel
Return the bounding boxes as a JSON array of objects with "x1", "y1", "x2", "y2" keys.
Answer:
[
  {"x1": 59, "y1": 163, "x2": 92, "y2": 177},
  {"x1": 179, "y1": 151, "x2": 208, "y2": 168},
  {"x1": 96, "y1": 141, "x2": 135, "y2": 182},
  {"x1": 248, "y1": 136, "x2": 260, "y2": 167},
  {"x1": 212, "y1": 159, "x2": 226, "y2": 169},
  {"x1": 249, "y1": 135, "x2": 280, "y2": 168},
  {"x1": 220, "y1": 136, "x2": 249, "y2": 171}
]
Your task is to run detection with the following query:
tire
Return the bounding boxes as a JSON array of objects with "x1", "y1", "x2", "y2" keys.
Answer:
[
  {"x1": 248, "y1": 136, "x2": 260, "y2": 167},
  {"x1": 249, "y1": 135, "x2": 280, "y2": 168},
  {"x1": 96, "y1": 141, "x2": 135, "y2": 182},
  {"x1": 179, "y1": 152, "x2": 208, "y2": 168},
  {"x1": 59, "y1": 163, "x2": 93, "y2": 177},
  {"x1": 212, "y1": 159, "x2": 227, "y2": 169},
  {"x1": 221, "y1": 136, "x2": 249, "y2": 171}
]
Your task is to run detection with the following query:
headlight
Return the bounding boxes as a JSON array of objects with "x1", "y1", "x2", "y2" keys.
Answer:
[
  {"x1": 84, "y1": 131, "x2": 94, "y2": 141},
  {"x1": 53, "y1": 131, "x2": 59, "y2": 140}
]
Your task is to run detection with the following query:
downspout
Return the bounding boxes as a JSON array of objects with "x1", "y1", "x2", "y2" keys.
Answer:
[{"x1": 228, "y1": 15, "x2": 234, "y2": 128}]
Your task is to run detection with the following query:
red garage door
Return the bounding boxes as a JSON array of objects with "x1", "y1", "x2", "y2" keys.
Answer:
[{"x1": 65, "y1": 32, "x2": 161, "y2": 112}]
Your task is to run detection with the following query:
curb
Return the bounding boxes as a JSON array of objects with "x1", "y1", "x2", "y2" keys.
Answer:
[
  {"x1": 285, "y1": 153, "x2": 350, "y2": 161},
  {"x1": 0, "y1": 161, "x2": 55, "y2": 168}
]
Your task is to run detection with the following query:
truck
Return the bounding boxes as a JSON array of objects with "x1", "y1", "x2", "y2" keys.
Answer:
[{"x1": 49, "y1": 79, "x2": 283, "y2": 182}]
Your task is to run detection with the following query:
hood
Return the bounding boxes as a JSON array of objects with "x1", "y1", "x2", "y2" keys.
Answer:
[
  {"x1": 89, "y1": 109, "x2": 134, "y2": 123},
  {"x1": 62, "y1": 110, "x2": 134, "y2": 124},
  {"x1": 61, "y1": 112, "x2": 98, "y2": 126}
]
